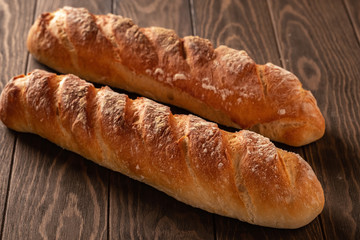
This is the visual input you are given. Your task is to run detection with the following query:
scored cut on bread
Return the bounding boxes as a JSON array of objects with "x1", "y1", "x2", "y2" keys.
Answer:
[
  {"x1": 0, "y1": 70, "x2": 324, "y2": 229},
  {"x1": 27, "y1": 6, "x2": 325, "y2": 147}
]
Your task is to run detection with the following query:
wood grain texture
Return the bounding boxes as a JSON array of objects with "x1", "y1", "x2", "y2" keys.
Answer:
[
  {"x1": 214, "y1": 216, "x2": 323, "y2": 240},
  {"x1": 109, "y1": 1, "x2": 214, "y2": 239},
  {"x1": 192, "y1": 0, "x2": 281, "y2": 65},
  {"x1": 344, "y1": 0, "x2": 360, "y2": 43},
  {"x1": 0, "y1": 0, "x2": 34, "y2": 89},
  {"x1": 0, "y1": 0, "x2": 36, "y2": 236},
  {"x1": 114, "y1": 0, "x2": 193, "y2": 37},
  {"x1": 2, "y1": 134, "x2": 109, "y2": 239},
  {"x1": 34, "y1": 0, "x2": 111, "y2": 14},
  {"x1": 268, "y1": 0, "x2": 360, "y2": 239},
  {"x1": 109, "y1": 173, "x2": 213, "y2": 240},
  {"x1": 0, "y1": 126, "x2": 14, "y2": 238}
]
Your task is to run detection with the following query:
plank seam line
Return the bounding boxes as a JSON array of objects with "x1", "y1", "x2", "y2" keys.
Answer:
[
  {"x1": 212, "y1": 214, "x2": 217, "y2": 240},
  {"x1": 111, "y1": 0, "x2": 114, "y2": 16},
  {"x1": 342, "y1": 0, "x2": 360, "y2": 48},
  {"x1": 25, "y1": 0, "x2": 39, "y2": 73},
  {"x1": 265, "y1": 0, "x2": 285, "y2": 68},
  {"x1": 303, "y1": 146, "x2": 326, "y2": 240},
  {"x1": 0, "y1": 135, "x2": 17, "y2": 239},
  {"x1": 318, "y1": 209, "x2": 327, "y2": 240},
  {"x1": 188, "y1": 0, "x2": 197, "y2": 36}
]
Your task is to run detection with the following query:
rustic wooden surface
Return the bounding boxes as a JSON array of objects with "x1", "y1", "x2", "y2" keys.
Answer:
[{"x1": 0, "y1": 0, "x2": 359, "y2": 239}]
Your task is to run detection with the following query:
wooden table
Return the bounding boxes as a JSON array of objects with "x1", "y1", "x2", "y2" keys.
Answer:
[{"x1": 0, "y1": 0, "x2": 359, "y2": 239}]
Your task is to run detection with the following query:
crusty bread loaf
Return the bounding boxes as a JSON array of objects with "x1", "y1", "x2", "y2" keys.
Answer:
[
  {"x1": 0, "y1": 69, "x2": 324, "y2": 228},
  {"x1": 26, "y1": 6, "x2": 325, "y2": 147}
]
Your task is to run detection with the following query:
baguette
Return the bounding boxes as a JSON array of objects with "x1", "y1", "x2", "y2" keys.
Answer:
[
  {"x1": 0, "y1": 69, "x2": 324, "y2": 229},
  {"x1": 27, "y1": 6, "x2": 325, "y2": 147}
]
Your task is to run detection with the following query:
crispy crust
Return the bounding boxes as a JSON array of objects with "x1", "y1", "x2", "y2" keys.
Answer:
[
  {"x1": 26, "y1": 7, "x2": 325, "y2": 146},
  {"x1": 0, "y1": 70, "x2": 324, "y2": 228}
]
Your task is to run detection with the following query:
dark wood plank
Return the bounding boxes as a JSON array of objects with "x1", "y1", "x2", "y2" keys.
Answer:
[
  {"x1": 0, "y1": 0, "x2": 34, "y2": 85},
  {"x1": 268, "y1": 0, "x2": 360, "y2": 239},
  {"x1": 192, "y1": 0, "x2": 281, "y2": 65},
  {"x1": 109, "y1": 173, "x2": 213, "y2": 239},
  {"x1": 0, "y1": 0, "x2": 37, "y2": 237},
  {"x1": 192, "y1": 0, "x2": 324, "y2": 238},
  {"x1": 2, "y1": 134, "x2": 109, "y2": 239},
  {"x1": 1, "y1": 0, "x2": 112, "y2": 239},
  {"x1": 114, "y1": 0, "x2": 192, "y2": 37},
  {"x1": 344, "y1": 0, "x2": 360, "y2": 43},
  {"x1": 214, "y1": 217, "x2": 324, "y2": 240},
  {"x1": 35, "y1": 0, "x2": 111, "y2": 14},
  {"x1": 0, "y1": 125, "x2": 14, "y2": 238},
  {"x1": 109, "y1": 1, "x2": 214, "y2": 239}
]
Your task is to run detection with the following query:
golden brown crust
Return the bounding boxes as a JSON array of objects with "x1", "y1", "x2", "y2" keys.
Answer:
[
  {"x1": 0, "y1": 70, "x2": 324, "y2": 228},
  {"x1": 26, "y1": 6, "x2": 325, "y2": 146}
]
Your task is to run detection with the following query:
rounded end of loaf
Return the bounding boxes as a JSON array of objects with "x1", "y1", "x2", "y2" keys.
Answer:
[
  {"x1": 249, "y1": 107, "x2": 325, "y2": 147},
  {"x1": 27, "y1": 9, "x2": 76, "y2": 74},
  {"x1": 234, "y1": 130, "x2": 324, "y2": 228},
  {"x1": 276, "y1": 149, "x2": 325, "y2": 228},
  {"x1": 0, "y1": 74, "x2": 28, "y2": 131},
  {"x1": 248, "y1": 63, "x2": 325, "y2": 146}
]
